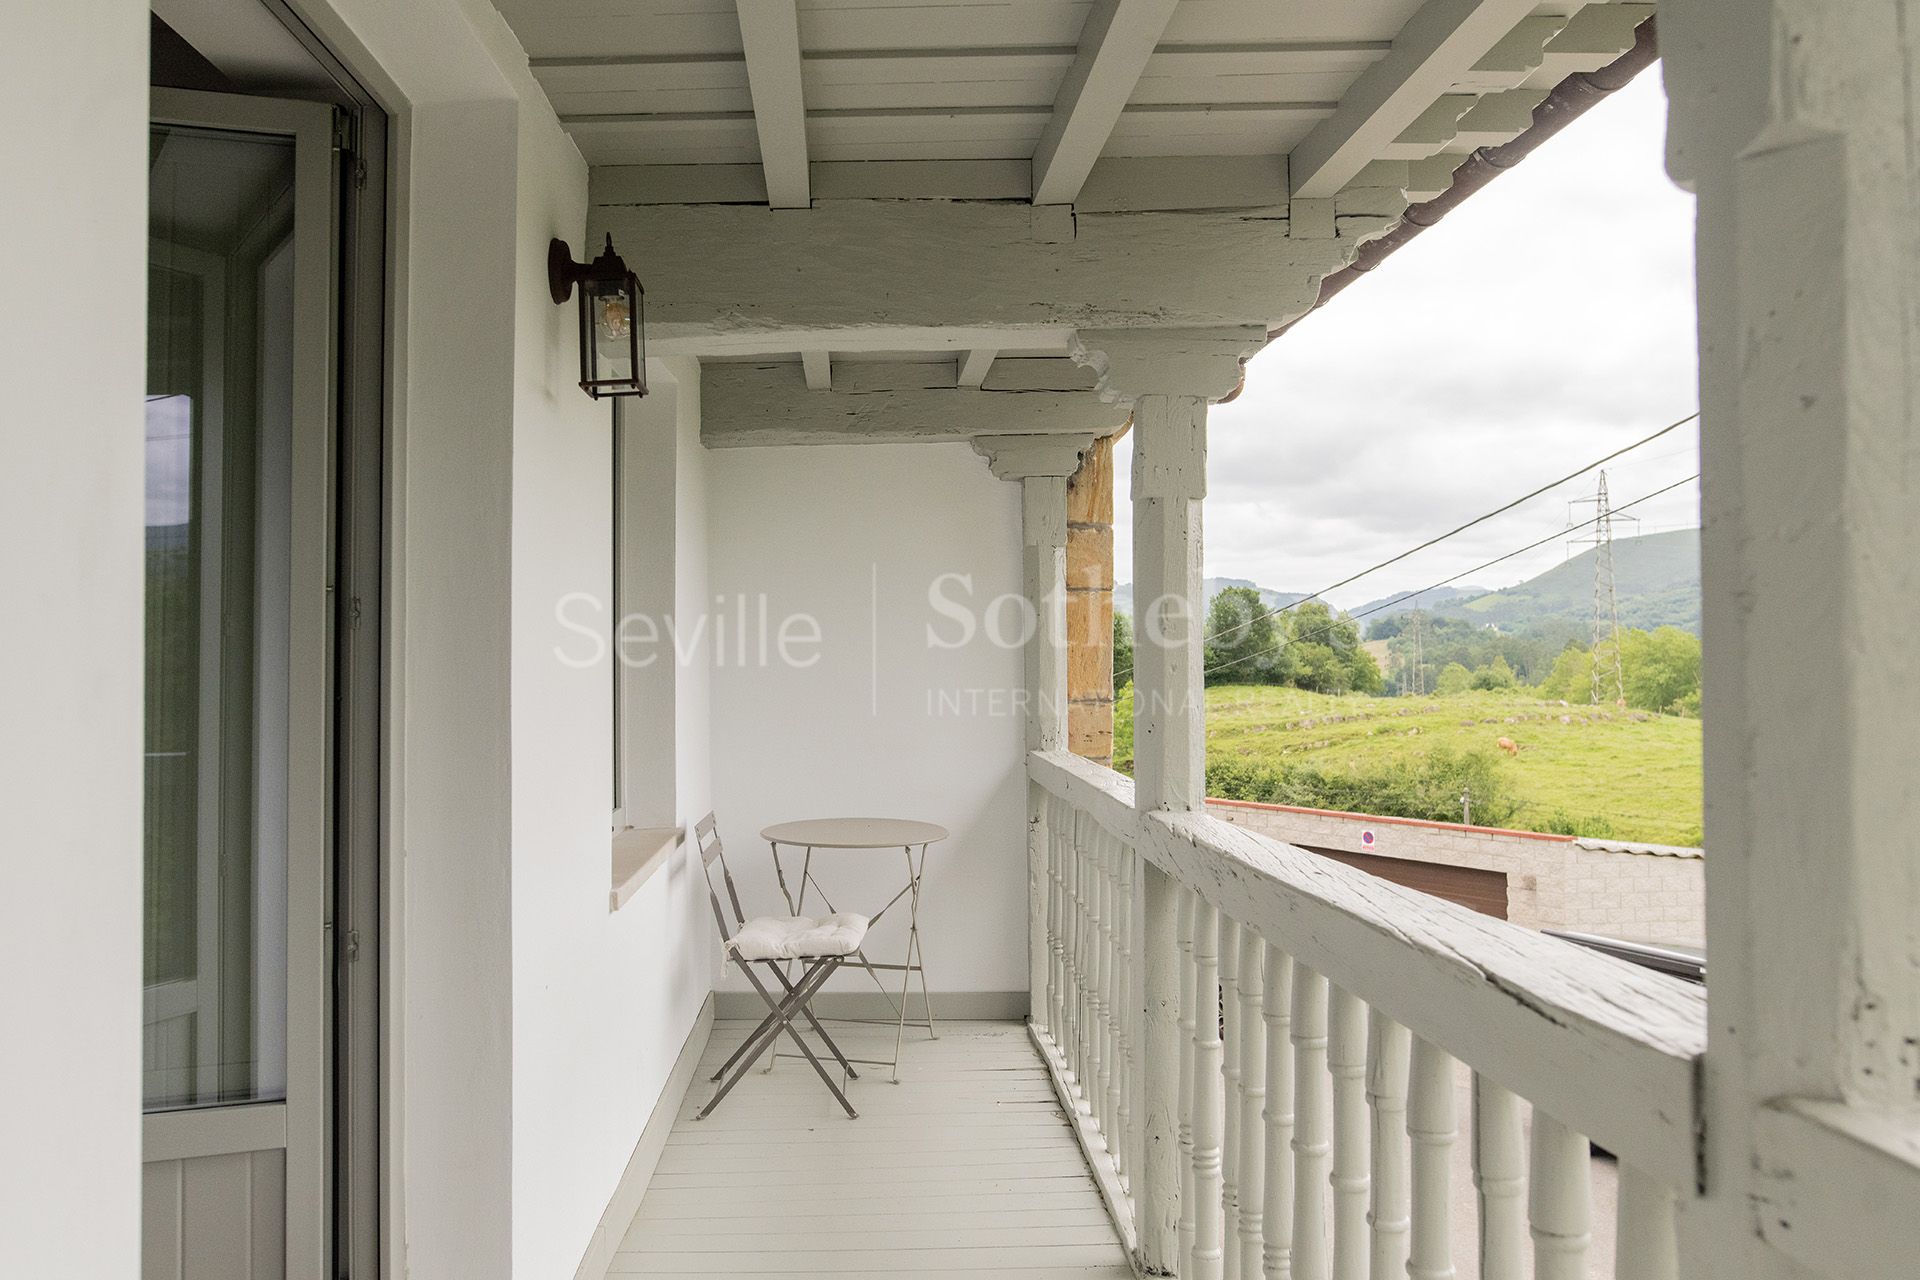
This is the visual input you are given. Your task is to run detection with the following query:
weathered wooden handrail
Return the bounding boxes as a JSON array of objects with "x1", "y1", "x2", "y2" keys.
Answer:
[{"x1": 1025, "y1": 748, "x2": 1706, "y2": 1278}]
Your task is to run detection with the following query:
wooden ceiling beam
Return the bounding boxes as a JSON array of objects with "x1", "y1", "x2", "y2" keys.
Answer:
[
  {"x1": 734, "y1": 0, "x2": 810, "y2": 207},
  {"x1": 703, "y1": 363, "x2": 1130, "y2": 447},
  {"x1": 1287, "y1": 0, "x2": 1537, "y2": 199},
  {"x1": 1030, "y1": 0, "x2": 1180, "y2": 206}
]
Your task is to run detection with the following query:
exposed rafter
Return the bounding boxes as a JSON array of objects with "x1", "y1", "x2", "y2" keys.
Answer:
[
  {"x1": 1288, "y1": 0, "x2": 1537, "y2": 199},
  {"x1": 734, "y1": 0, "x2": 809, "y2": 208},
  {"x1": 1031, "y1": 0, "x2": 1180, "y2": 206},
  {"x1": 958, "y1": 349, "x2": 997, "y2": 388},
  {"x1": 801, "y1": 349, "x2": 831, "y2": 390}
]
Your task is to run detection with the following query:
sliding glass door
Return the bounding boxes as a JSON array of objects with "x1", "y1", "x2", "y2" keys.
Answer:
[{"x1": 144, "y1": 88, "x2": 335, "y2": 1280}]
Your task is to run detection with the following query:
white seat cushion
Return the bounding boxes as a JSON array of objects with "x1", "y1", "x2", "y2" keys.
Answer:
[{"x1": 729, "y1": 912, "x2": 870, "y2": 962}]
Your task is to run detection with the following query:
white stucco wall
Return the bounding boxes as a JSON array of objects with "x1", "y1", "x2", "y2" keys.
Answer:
[
  {"x1": 285, "y1": 2, "x2": 718, "y2": 1275},
  {"x1": 0, "y1": 6, "x2": 148, "y2": 1277},
  {"x1": 511, "y1": 334, "x2": 715, "y2": 1276},
  {"x1": 708, "y1": 443, "x2": 1030, "y2": 996}
]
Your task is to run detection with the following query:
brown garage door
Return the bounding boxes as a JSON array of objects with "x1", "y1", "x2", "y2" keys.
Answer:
[{"x1": 1301, "y1": 846, "x2": 1508, "y2": 920}]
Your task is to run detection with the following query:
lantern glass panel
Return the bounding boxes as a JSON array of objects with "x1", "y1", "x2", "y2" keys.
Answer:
[{"x1": 587, "y1": 281, "x2": 635, "y2": 387}]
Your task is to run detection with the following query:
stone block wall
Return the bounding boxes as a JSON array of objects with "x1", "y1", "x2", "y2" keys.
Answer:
[{"x1": 1066, "y1": 433, "x2": 1117, "y2": 765}]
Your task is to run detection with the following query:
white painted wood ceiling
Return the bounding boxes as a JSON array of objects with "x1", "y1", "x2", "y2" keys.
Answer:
[{"x1": 498, "y1": 0, "x2": 1651, "y2": 204}]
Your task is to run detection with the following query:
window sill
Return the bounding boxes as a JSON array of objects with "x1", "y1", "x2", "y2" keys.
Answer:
[{"x1": 611, "y1": 824, "x2": 683, "y2": 912}]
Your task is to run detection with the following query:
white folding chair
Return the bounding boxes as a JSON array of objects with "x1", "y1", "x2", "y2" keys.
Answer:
[{"x1": 696, "y1": 814, "x2": 866, "y2": 1120}]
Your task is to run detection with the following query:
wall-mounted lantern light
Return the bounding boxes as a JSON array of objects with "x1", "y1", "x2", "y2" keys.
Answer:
[{"x1": 549, "y1": 234, "x2": 647, "y2": 399}]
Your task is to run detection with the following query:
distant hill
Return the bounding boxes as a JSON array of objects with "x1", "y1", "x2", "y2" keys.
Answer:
[
  {"x1": 1350, "y1": 584, "x2": 1486, "y2": 624},
  {"x1": 1114, "y1": 577, "x2": 1307, "y2": 617},
  {"x1": 1435, "y1": 528, "x2": 1700, "y2": 634},
  {"x1": 1117, "y1": 529, "x2": 1700, "y2": 638}
]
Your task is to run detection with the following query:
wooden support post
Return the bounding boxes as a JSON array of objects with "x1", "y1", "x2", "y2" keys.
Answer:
[
  {"x1": 1087, "y1": 329, "x2": 1258, "y2": 1275},
  {"x1": 977, "y1": 435, "x2": 1086, "y2": 1039},
  {"x1": 1131, "y1": 393, "x2": 1208, "y2": 1274},
  {"x1": 1664, "y1": 8, "x2": 1920, "y2": 1279}
]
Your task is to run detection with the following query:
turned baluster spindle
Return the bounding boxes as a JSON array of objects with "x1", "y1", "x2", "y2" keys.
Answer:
[
  {"x1": 1075, "y1": 833, "x2": 1090, "y2": 1091},
  {"x1": 1074, "y1": 817, "x2": 1089, "y2": 1092},
  {"x1": 1237, "y1": 929, "x2": 1267, "y2": 1280},
  {"x1": 1262, "y1": 948, "x2": 1295, "y2": 1280},
  {"x1": 1067, "y1": 817, "x2": 1082, "y2": 1074},
  {"x1": 1059, "y1": 794, "x2": 1075, "y2": 1059},
  {"x1": 1290, "y1": 966, "x2": 1332, "y2": 1280},
  {"x1": 1101, "y1": 835, "x2": 1123, "y2": 1164},
  {"x1": 1407, "y1": 1037, "x2": 1456, "y2": 1280},
  {"x1": 1190, "y1": 895, "x2": 1226, "y2": 1280},
  {"x1": 1365, "y1": 1013, "x2": 1411, "y2": 1280},
  {"x1": 1615, "y1": 1162, "x2": 1679, "y2": 1280},
  {"x1": 1178, "y1": 887, "x2": 1199, "y2": 1267},
  {"x1": 1327, "y1": 987, "x2": 1369, "y2": 1280},
  {"x1": 1221, "y1": 915, "x2": 1244, "y2": 1280},
  {"x1": 1085, "y1": 823, "x2": 1107, "y2": 1128},
  {"x1": 1529, "y1": 1111, "x2": 1591, "y2": 1280},
  {"x1": 1471, "y1": 1075, "x2": 1526, "y2": 1280}
]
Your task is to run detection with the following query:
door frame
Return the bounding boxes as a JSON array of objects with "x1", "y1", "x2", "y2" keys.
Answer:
[{"x1": 146, "y1": 86, "x2": 339, "y2": 1278}]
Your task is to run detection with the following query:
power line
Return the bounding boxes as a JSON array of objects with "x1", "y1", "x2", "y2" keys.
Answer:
[
  {"x1": 1192, "y1": 472, "x2": 1699, "y2": 682},
  {"x1": 1205, "y1": 411, "x2": 1699, "y2": 648}
]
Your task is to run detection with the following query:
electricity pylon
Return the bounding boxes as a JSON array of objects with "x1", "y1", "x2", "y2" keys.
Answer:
[
  {"x1": 1567, "y1": 471, "x2": 1634, "y2": 705},
  {"x1": 1408, "y1": 597, "x2": 1425, "y2": 695}
]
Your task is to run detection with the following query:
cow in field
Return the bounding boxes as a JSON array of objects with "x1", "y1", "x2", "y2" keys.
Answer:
[{"x1": 1497, "y1": 736, "x2": 1520, "y2": 757}]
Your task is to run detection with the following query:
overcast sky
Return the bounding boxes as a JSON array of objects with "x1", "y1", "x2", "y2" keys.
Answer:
[{"x1": 1113, "y1": 68, "x2": 1700, "y2": 612}]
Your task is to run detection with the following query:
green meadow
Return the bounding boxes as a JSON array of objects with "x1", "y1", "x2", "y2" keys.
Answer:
[{"x1": 1116, "y1": 685, "x2": 1703, "y2": 846}]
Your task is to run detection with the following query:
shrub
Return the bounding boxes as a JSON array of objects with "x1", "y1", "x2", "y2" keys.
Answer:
[
  {"x1": 1207, "y1": 747, "x2": 1517, "y2": 827},
  {"x1": 1539, "y1": 810, "x2": 1617, "y2": 839}
]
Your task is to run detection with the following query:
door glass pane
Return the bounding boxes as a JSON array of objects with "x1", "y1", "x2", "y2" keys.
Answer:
[{"x1": 145, "y1": 124, "x2": 297, "y2": 1111}]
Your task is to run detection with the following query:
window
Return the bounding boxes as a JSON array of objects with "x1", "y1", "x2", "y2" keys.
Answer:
[{"x1": 611, "y1": 391, "x2": 678, "y2": 831}]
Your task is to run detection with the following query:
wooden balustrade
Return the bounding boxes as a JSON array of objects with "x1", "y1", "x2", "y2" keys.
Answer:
[{"x1": 1026, "y1": 749, "x2": 1702, "y2": 1280}]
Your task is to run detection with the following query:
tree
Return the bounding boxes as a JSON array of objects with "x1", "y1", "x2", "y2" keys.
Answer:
[
  {"x1": 1536, "y1": 644, "x2": 1593, "y2": 701},
  {"x1": 1435, "y1": 661, "x2": 1474, "y2": 695},
  {"x1": 1471, "y1": 654, "x2": 1518, "y2": 690},
  {"x1": 1203, "y1": 586, "x2": 1283, "y2": 685},
  {"x1": 1112, "y1": 612, "x2": 1134, "y2": 695},
  {"x1": 1367, "y1": 614, "x2": 1407, "y2": 641},
  {"x1": 1534, "y1": 627, "x2": 1702, "y2": 713},
  {"x1": 1348, "y1": 647, "x2": 1385, "y2": 694},
  {"x1": 1292, "y1": 642, "x2": 1351, "y2": 694},
  {"x1": 1621, "y1": 625, "x2": 1700, "y2": 713}
]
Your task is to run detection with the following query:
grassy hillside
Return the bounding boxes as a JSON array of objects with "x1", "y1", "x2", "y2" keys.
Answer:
[{"x1": 1116, "y1": 685, "x2": 1703, "y2": 845}]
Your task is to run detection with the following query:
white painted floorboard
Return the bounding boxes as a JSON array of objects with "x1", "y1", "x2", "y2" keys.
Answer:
[{"x1": 611, "y1": 1020, "x2": 1133, "y2": 1279}]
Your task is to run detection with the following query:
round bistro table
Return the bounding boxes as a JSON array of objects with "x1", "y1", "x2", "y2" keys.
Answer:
[{"x1": 761, "y1": 817, "x2": 949, "y2": 1080}]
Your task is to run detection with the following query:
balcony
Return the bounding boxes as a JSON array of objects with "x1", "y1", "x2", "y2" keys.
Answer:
[{"x1": 605, "y1": 751, "x2": 1704, "y2": 1279}]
